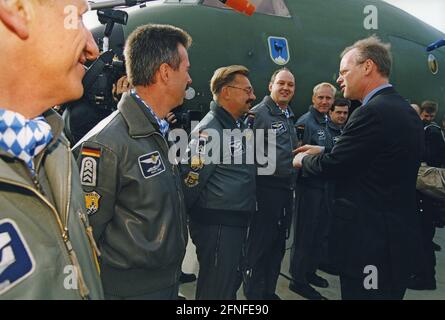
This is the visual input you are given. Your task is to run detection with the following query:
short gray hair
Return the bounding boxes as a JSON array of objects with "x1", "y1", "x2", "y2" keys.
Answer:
[
  {"x1": 313, "y1": 82, "x2": 337, "y2": 96},
  {"x1": 124, "y1": 24, "x2": 192, "y2": 86},
  {"x1": 341, "y1": 35, "x2": 392, "y2": 78}
]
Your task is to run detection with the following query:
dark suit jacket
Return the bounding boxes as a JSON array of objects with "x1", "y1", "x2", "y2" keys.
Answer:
[{"x1": 302, "y1": 86, "x2": 424, "y2": 286}]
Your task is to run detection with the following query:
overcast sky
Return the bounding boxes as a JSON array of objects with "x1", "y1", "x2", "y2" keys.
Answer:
[
  {"x1": 85, "y1": 0, "x2": 445, "y2": 33},
  {"x1": 383, "y1": 0, "x2": 445, "y2": 33}
]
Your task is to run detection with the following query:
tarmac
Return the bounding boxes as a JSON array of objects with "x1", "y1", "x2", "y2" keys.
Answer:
[{"x1": 179, "y1": 225, "x2": 445, "y2": 300}]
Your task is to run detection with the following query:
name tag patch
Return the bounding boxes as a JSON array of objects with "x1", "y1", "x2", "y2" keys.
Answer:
[
  {"x1": 0, "y1": 219, "x2": 35, "y2": 295},
  {"x1": 138, "y1": 151, "x2": 165, "y2": 179}
]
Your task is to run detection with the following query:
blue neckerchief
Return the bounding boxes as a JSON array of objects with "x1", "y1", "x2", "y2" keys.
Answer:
[
  {"x1": 283, "y1": 108, "x2": 290, "y2": 119},
  {"x1": 362, "y1": 83, "x2": 392, "y2": 106},
  {"x1": 131, "y1": 90, "x2": 169, "y2": 136},
  {"x1": 276, "y1": 104, "x2": 290, "y2": 118},
  {"x1": 0, "y1": 108, "x2": 53, "y2": 174}
]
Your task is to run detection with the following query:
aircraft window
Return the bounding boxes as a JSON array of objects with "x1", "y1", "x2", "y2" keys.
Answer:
[{"x1": 201, "y1": 0, "x2": 291, "y2": 17}]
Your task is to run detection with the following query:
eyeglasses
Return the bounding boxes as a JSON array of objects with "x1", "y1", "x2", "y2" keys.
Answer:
[{"x1": 226, "y1": 85, "x2": 254, "y2": 95}]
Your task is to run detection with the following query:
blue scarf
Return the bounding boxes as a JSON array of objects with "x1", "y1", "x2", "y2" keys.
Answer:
[
  {"x1": 0, "y1": 109, "x2": 53, "y2": 173},
  {"x1": 131, "y1": 90, "x2": 170, "y2": 137}
]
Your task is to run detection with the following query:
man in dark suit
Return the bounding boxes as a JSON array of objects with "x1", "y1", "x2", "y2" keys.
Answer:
[{"x1": 293, "y1": 36, "x2": 424, "y2": 300}]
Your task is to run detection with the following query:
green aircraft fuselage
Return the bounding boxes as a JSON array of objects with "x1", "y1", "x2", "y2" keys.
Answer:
[{"x1": 91, "y1": 0, "x2": 445, "y2": 120}]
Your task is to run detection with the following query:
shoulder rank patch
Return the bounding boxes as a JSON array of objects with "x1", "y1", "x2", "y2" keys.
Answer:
[
  {"x1": 184, "y1": 171, "x2": 199, "y2": 188},
  {"x1": 85, "y1": 191, "x2": 101, "y2": 216},
  {"x1": 138, "y1": 151, "x2": 165, "y2": 179},
  {"x1": 80, "y1": 147, "x2": 101, "y2": 187},
  {"x1": 0, "y1": 219, "x2": 36, "y2": 295}
]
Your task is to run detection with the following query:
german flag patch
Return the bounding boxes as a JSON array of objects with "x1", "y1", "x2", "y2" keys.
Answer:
[{"x1": 81, "y1": 147, "x2": 101, "y2": 158}]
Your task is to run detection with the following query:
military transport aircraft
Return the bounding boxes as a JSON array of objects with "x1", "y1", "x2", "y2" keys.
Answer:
[{"x1": 87, "y1": 0, "x2": 445, "y2": 120}]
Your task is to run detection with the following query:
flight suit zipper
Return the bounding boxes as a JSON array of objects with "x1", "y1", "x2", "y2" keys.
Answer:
[
  {"x1": 62, "y1": 149, "x2": 91, "y2": 299},
  {"x1": 214, "y1": 224, "x2": 223, "y2": 267},
  {"x1": 285, "y1": 112, "x2": 295, "y2": 179},
  {"x1": 154, "y1": 131, "x2": 187, "y2": 282},
  {"x1": 153, "y1": 132, "x2": 187, "y2": 247}
]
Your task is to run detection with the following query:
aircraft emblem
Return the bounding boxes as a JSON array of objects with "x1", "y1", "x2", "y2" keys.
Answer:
[
  {"x1": 138, "y1": 151, "x2": 166, "y2": 179},
  {"x1": 271, "y1": 121, "x2": 287, "y2": 135},
  {"x1": 268, "y1": 36, "x2": 290, "y2": 65}
]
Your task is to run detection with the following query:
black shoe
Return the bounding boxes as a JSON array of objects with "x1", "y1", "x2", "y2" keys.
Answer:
[
  {"x1": 179, "y1": 272, "x2": 197, "y2": 284},
  {"x1": 177, "y1": 295, "x2": 187, "y2": 300},
  {"x1": 318, "y1": 264, "x2": 339, "y2": 276},
  {"x1": 306, "y1": 272, "x2": 329, "y2": 288},
  {"x1": 263, "y1": 293, "x2": 281, "y2": 300},
  {"x1": 289, "y1": 282, "x2": 328, "y2": 300},
  {"x1": 432, "y1": 241, "x2": 441, "y2": 252},
  {"x1": 407, "y1": 276, "x2": 437, "y2": 290}
]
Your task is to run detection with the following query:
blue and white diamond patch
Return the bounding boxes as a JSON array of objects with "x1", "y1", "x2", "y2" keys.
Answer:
[{"x1": 0, "y1": 109, "x2": 52, "y2": 170}]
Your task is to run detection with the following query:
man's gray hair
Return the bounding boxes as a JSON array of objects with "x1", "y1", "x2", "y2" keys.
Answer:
[
  {"x1": 341, "y1": 35, "x2": 392, "y2": 78},
  {"x1": 124, "y1": 24, "x2": 192, "y2": 86},
  {"x1": 313, "y1": 82, "x2": 337, "y2": 96}
]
